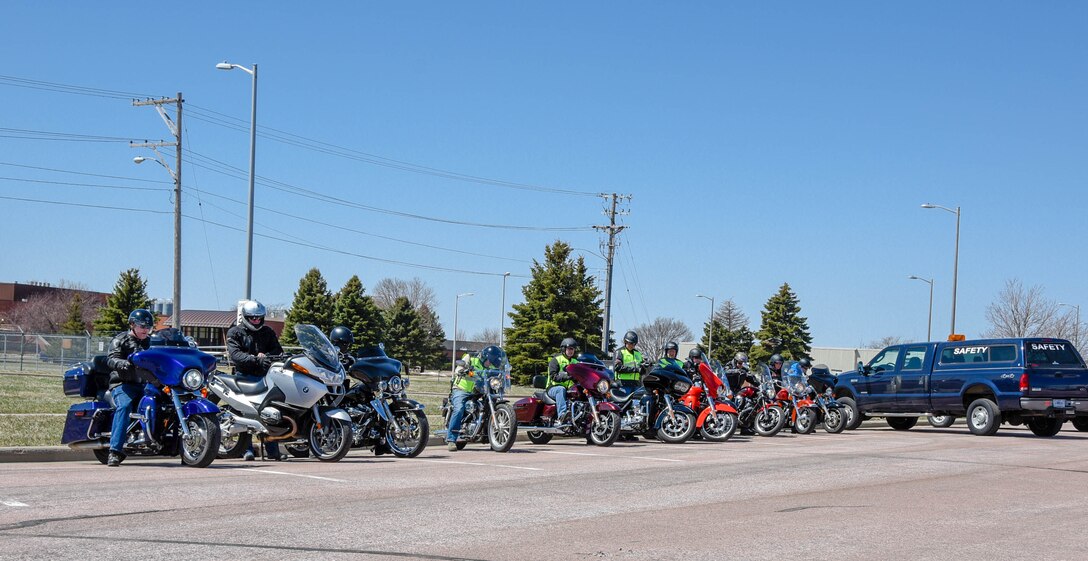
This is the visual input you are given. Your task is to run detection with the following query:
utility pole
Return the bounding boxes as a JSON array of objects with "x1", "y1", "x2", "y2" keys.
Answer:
[
  {"x1": 131, "y1": 93, "x2": 183, "y2": 332},
  {"x1": 593, "y1": 193, "x2": 630, "y2": 356}
]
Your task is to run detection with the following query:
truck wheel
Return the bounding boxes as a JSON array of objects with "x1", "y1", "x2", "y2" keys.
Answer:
[
  {"x1": 1026, "y1": 418, "x2": 1063, "y2": 437},
  {"x1": 927, "y1": 414, "x2": 955, "y2": 428},
  {"x1": 966, "y1": 398, "x2": 1001, "y2": 436},
  {"x1": 886, "y1": 417, "x2": 918, "y2": 431},
  {"x1": 838, "y1": 397, "x2": 862, "y2": 430},
  {"x1": 1073, "y1": 417, "x2": 1088, "y2": 432}
]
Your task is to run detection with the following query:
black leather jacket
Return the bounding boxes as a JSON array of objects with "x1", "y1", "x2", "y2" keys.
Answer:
[
  {"x1": 226, "y1": 324, "x2": 284, "y2": 376},
  {"x1": 106, "y1": 331, "x2": 152, "y2": 386}
]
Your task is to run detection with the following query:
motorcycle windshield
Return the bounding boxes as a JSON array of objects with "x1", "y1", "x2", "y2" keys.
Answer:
[
  {"x1": 294, "y1": 324, "x2": 341, "y2": 373},
  {"x1": 785, "y1": 372, "x2": 807, "y2": 394}
]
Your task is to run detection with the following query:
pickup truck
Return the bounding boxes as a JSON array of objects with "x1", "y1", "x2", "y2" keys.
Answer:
[{"x1": 832, "y1": 338, "x2": 1088, "y2": 436}]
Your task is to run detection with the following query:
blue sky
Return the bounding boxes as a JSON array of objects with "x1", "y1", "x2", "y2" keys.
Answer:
[{"x1": 2, "y1": 2, "x2": 1085, "y2": 347}]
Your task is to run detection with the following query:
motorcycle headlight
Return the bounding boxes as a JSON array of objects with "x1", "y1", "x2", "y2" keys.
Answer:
[
  {"x1": 181, "y1": 368, "x2": 204, "y2": 391},
  {"x1": 378, "y1": 380, "x2": 389, "y2": 391},
  {"x1": 596, "y1": 380, "x2": 610, "y2": 394},
  {"x1": 389, "y1": 376, "x2": 404, "y2": 393},
  {"x1": 673, "y1": 381, "x2": 691, "y2": 394},
  {"x1": 489, "y1": 376, "x2": 502, "y2": 390}
]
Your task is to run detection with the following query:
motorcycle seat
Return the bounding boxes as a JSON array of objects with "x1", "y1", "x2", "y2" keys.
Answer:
[
  {"x1": 217, "y1": 373, "x2": 267, "y2": 395},
  {"x1": 610, "y1": 387, "x2": 643, "y2": 404},
  {"x1": 533, "y1": 390, "x2": 556, "y2": 405}
]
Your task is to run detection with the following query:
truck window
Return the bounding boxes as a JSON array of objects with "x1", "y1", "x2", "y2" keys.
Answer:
[
  {"x1": 940, "y1": 344, "x2": 1016, "y2": 364},
  {"x1": 901, "y1": 346, "x2": 927, "y2": 370},
  {"x1": 1025, "y1": 342, "x2": 1082, "y2": 367},
  {"x1": 869, "y1": 348, "x2": 900, "y2": 373},
  {"x1": 989, "y1": 345, "x2": 1017, "y2": 362}
]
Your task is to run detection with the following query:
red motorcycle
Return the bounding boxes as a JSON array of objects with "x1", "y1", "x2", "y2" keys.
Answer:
[
  {"x1": 514, "y1": 355, "x2": 622, "y2": 446},
  {"x1": 677, "y1": 353, "x2": 739, "y2": 441},
  {"x1": 774, "y1": 368, "x2": 821, "y2": 434}
]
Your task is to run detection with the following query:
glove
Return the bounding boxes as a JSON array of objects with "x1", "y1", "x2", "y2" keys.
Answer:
[{"x1": 259, "y1": 357, "x2": 272, "y2": 370}]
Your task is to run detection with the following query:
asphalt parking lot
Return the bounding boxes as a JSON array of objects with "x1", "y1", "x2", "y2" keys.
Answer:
[{"x1": 2, "y1": 424, "x2": 1088, "y2": 561}]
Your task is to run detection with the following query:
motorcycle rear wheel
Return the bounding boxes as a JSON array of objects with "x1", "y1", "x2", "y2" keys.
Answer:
[
  {"x1": 754, "y1": 406, "x2": 786, "y2": 437},
  {"x1": 588, "y1": 410, "x2": 621, "y2": 447},
  {"x1": 285, "y1": 444, "x2": 311, "y2": 458},
  {"x1": 180, "y1": 414, "x2": 220, "y2": 468},
  {"x1": 387, "y1": 410, "x2": 429, "y2": 458},
  {"x1": 657, "y1": 411, "x2": 697, "y2": 443},
  {"x1": 93, "y1": 448, "x2": 111, "y2": 465},
  {"x1": 309, "y1": 418, "x2": 352, "y2": 462},
  {"x1": 527, "y1": 430, "x2": 553, "y2": 445},
  {"x1": 218, "y1": 429, "x2": 252, "y2": 459},
  {"x1": 488, "y1": 403, "x2": 517, "y2": 453},
  {"x1": 700, "y1": 411, "x2": 738, "y2": 442},
  {"x1": 794, "y1": 408, "x2": 818, "y2": 434},
  {"x1": 822, "y1": 408, "x2": 846, "y2": 434}
]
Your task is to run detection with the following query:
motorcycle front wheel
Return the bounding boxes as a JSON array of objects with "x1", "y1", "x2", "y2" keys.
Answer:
[
  {"x1": 754, "y1": 406, "x2": 786, "y2": 437},
  {"x1": 527, "y1": 430, "x2": 553, "y2": 445},
  {"x1": 822, "y1": 407, "x2": 846, "y2": 434},
  {"x1": 587, "y1": 410, "x2": 621, "y2": 447},
  {"x1": 700, "y1": 410, "x2": 738, "y2": 442},
  {"x1": 657, "y1": 411, "x2": 697, "y2": 443},
  {"x1": 488, "y1": 403, "x2": 517, "y2": 453},
  {"x1": 309, "y1": 418, "x2": 352, "y2": 462},
  {"x1": 387, "y1": 409, "x2": 429, "y2": 458},
  {"x1": 181, "y1": 414, "x2": 220, "y2": 468},
  {"x1": 794, "y1": 408, "x2": 818, "y2": 434}
]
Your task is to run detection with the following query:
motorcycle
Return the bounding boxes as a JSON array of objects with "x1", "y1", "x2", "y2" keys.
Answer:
[
  {"x1": 336, "y1": 344, "x2": 429, "y2": 457},
  {"x1": 677, "y1": 353, "x2": 739, "y2": 442},
  {"x1": 734, "y1": 365, "x2": 788, "y2": 437},
  {"x1": 437, "y1": 355, "x2": 518, "y2": 452},
  {"x1": 807, "y1": 366, "x2": 847, "y2": 433},
  {"x1": 61, "y1": 341, "x2": 222, "y2": 467},
  {"x1": 613, "y1": 362, "x2": 698, "y2": 443},
  {"x1": 514, "y1": 354, "x2": 622, "y2": 447},
  {"x1": 208, "y1": 324, "x2": 353, "y2": 462},
  {"x1": 776, "y1": 367, "x2": 821, "y2": 434}
]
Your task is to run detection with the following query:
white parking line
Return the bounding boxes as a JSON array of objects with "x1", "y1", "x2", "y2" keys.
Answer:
[
  {"x1": 238, "y1": 469, "x2": 348, "y2": 482},
  {"x1": 2, "y1": 499, "x2": 29, "y2": 507},
  {"x1": 416, "y1": 459, "x2": 544, "y2": 471},
  {"x1": 538, "y1": 450, "x2": 684, "y2": 463}
]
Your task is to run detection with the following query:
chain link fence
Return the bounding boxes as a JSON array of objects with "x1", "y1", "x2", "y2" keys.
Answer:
[{"x1": 0, "y1": 331, "x2": 123, "y2": 374}]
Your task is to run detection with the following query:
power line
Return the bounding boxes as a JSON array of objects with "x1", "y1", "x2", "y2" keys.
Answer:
[
  {"x1": 0, "y1": 74, "x2": 154, "y2": 100},
  {"x1": 0, "y1": 161, "x2": 171, "y2": 184},
  {"x1": 0, "y1": 194, "x2": 169, "y2": 214},
  {"x1": 0, "y1": 175, "x2": 169, "y2": 192},
  {"x1": 0, "y1": 127, "x2": 137, "y2": 142}
]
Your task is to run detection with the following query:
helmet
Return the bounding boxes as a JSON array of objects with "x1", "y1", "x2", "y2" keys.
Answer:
[
  {"x1": 623, "y1": 331, "x2": 639, "y2": 345},
  {"x1": 734, "y1": 352, "x2": 748, "y2": 362},
  {"x1": 238, "y1": 300, "x2": 266, "y2": 332},
  {"x1": 478, "y1": 345, "x2": 508, "y2": 370},
  {"x1": 769, "y1": 353, "x2": 783, "y2": 365},
  {"x1": 798, "y1": 358, "x2": 812, "y2": 368},
  {"x1": 330, "y1": 326, "x2": 354, "y2": 350},
  {"x1": 560, "y1": 337, "x2": 578, "y2": 350},
  {"x1": 664, "y1": 341, "x2": 679, "y2": 354},
  {"x1": 689, "y1": 348, "x2": 702, "y2": 359},
  {"x1": 127, "y1": 309, "x2": 154, "y2": 329}
]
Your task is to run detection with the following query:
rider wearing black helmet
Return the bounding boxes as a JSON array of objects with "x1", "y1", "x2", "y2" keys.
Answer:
[
  {"x1": 545, "y1": 338, "x2": 580, "y2": 427},
  {"x1": 768, "y1": 354, "x2": 785, "y2": 381},
  {"x1": 658, "y1": 341, "x2": 684, "y2": 370},
  {"x1": 447, "y1": 345, "x2": 508, "y2": 451},
  {"x1": 104, "y1": 309, "x2": 156, "y2": 467},
  {"x1": 329, "y1": 325, "x2": 355, "y2": 370},
  {"x1": 787, "y1": 357, "x2": 813, "y2": 379},
  {"x1": 227, "y1": 299, "x2": 285, "y2": 461},
  {"x1": 613, "y1": 330, "x2": 645, "y2": 389},
  {"x1": 683, "y1": 347, "x2": 705, "y2": 377},
  {"x1": 724, "y1": 351, "x2": 756, "y2": 389}
]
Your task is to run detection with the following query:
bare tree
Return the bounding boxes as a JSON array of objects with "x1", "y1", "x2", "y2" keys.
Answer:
[
  {"x1": 865, "y1": 335, "x2": 909, "y2": 349},
  {"x1": 0, "y1": 284, "x2": 101, "y2": 334},
  {"x1": 714, "y1": 299, "x2": 749, "y2": 331},
  {"x1": 472, "y1": 327, "x2": 501, "y2": 345},
  {"x1": 984, "y1": 279, "x2": 1075, "y2": 339},
  {"x1": 634, "y1": 316, "x2": 693, "y2": 360},
  {"x1": 372, "y1": 277, "x2": 438, "y2": 311}
]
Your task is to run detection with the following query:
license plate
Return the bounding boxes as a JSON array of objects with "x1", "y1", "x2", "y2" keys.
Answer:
[{"x1": 1054, "y1": 399, "x2": 1066, "y2": 408}]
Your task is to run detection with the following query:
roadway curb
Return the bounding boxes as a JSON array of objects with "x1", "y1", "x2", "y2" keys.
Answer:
[{"x1": 0, "y1": 446, "x2": 94, "y2": 463}]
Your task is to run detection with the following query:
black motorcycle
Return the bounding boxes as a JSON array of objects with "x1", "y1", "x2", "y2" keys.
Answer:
[
  {"x1": 335, "y1": 344, "x2": 429, "y2": 458},
  {"x1": 613, "y1": 363, "x2": 697, "y2": 443}
]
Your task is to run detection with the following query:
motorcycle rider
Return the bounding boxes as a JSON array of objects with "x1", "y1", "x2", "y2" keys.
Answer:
[
  {"x1": 546, "y1": 338, "x2": 580, "y2": 427},
  {"x1": 786, "y1": 357, "x2": 812, "y2": 391},
  {"x1": 723, "y1": 351, "x2": 757, "y2": 390},
  {"x1": 658, "y1": 341, "x2": 684, "y2": 370},
  {"x1": 226, "y1": 300, "x2": 285, "y2": 461},
  {"x1": 682, "y1": 348, "x2": 704, "y2": 376},
  {"x1": 613, "y1": 331, "x2": 646, "y2": 390},
  {"x1": 768, "y1": 354, "x2": 785, "y2": 381},
  {"x1": 447, "y1": 345, "x2": 507, "y2": 452},
  {"x1": 104, "y1": 309, "x2": 156, "y2": 467},
  {"x1": 330, "y1": 325, "x2": 356, "y2": 371}
]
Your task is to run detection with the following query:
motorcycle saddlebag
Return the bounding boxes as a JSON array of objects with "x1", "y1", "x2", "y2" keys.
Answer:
[
  {"x1": 61, "y1": 400, "x2": 111, "y2": 445},
  {"x1": 63, "y1": 357, "x2": 110, "y2": 398},
  {"x1": 513, "y1": 397, "x2": 543, "y2": 424}
]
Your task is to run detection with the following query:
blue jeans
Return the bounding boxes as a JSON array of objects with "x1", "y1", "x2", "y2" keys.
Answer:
[
  {"x1": 446, "y1": 389, "x2": 471, "y2": 442},
  {"x1": 109, "y1": 383, "x2": 145, "y2": 453},
  {"x1": 548, "y1": 385, "x2": 568, "y2": 420}
]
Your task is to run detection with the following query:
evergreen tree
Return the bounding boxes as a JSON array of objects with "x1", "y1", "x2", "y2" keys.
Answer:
[
  {"x1": 416, "y1": 303, "x2": 448, "y2": 370},
  {"x1": 332, "y1": 275, "x2": 385, "y2": 351},
  {"x1": 504, "y1": 241, "x2": 603, "y2": 384},
  {"x1": 700, "y1": 299, "x2": 755, "y2": 363},
  {"x1": 93, "y1": 268, "x2": 153, "y2": 334},
  {"x1": 60, "y1": 293, "x2": 87, "y2": 335},
  {"x1": 751, "y1": 283, "x2": 812, "y2": 363},
  {"x1": 281, "y1": 268, "x2": 334, "y2": 345},
  {"x1": 383, "y1": 297, "x2": 427, "y2": 371}
]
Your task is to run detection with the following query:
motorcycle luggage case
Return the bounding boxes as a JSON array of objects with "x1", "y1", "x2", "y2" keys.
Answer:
[
  {"x1": 61, "y1": 400, "x2": 111, "y2": 445},
  {"x1": 514, "y1": 397, "x2": 544, "y2": 424},
  {"x1": 62, "y1": 356, "x2": 110, "y2": 398}
]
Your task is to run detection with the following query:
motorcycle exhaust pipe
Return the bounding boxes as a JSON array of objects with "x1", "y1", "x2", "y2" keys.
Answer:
[
  {"x1": 69, "y1": 439, "x2": 108, "y2": 450},
  {"x1": 226, "y1": 416, "x2": 265, "y2": 435},
  {"x1": 264, "y1": 416, "x2": 299, "y2": 442}
]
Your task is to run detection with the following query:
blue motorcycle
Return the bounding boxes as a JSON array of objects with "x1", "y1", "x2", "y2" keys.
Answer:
[{"x1": 61, "y1": 344, "x2": 222, "y2": 467}]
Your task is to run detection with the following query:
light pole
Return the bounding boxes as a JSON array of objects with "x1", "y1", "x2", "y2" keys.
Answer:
[
  {"x1": 453, "y1": 292, "x2": 474, "y2": 372},
  {"x1": 134, "y1": 154, "x2": 181, "y2": 332},
  {"x1": 500, "y1": 272, "x2": 510, "y2": 347},
  {"x1": 1059, "y1": 303, "x2": 1081, "y2": 347},
  {"x1": 921, "y1": 203, "x2": 961, "y2": 336},
  {"x1": 696, "y1": 294, "x2": 715, "y2": 358},
  {"x1": 908, "y1": 276, "x2": 934, "y2": 341},
  {"x1": 216, "y1": 61, "x2": 258, "y2": 299}
]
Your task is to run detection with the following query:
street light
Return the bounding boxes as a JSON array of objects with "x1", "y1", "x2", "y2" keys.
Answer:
[
  {"x1": 696, "y1": 294, "x2": 715, "y2": 358},
  {"x1": 452, "y1": 292, "x2": 474, "y2": 372},
  {"x1": 134, "y1": 152, "x2": 181, "y2": 332},
  {"x1": 216, "y1": 61, "x2": 258, "y2": 299},
  {"x1": 921, "y1": 203, "x2": 961, "y2": 337},
  {"x1": 500, "y1": 272, "x2": 511, "y2": 347},
  {"x1": 908, "y1": 276, "x2": 934, "y2": 341},
  {"x1": 1059, "y1": 303, "x2": 1081, "y2": 347}
]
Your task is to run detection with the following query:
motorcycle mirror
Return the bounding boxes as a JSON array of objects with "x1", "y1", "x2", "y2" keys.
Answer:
[{"x1": 455, "y1": 359, "x2": 467, "y2": 368}]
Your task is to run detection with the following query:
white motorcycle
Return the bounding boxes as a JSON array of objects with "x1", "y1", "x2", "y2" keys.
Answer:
[{"x1": 208, "y1": 324, "x2": 352, "y2": 462}]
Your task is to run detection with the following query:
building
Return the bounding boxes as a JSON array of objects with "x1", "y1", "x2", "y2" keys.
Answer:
[{"x1": 0, "y1": 281, "x2": 109, "y2": 317}]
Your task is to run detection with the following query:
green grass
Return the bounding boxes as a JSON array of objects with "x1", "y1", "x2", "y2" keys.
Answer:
[
  {"x1": 0, "y1": 414, "x2": 65, "y2": 447},
  {"x1": 0, "y1": 373, "x2": 69, "y2": 414}
]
